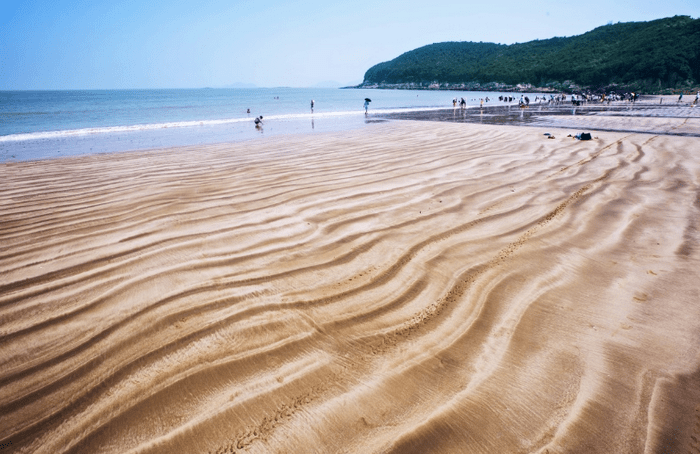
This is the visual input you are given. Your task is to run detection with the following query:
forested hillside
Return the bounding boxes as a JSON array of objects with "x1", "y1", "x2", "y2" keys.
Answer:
[{"x1": 360, "y1": 16, "x2": 700, "y2": 93}]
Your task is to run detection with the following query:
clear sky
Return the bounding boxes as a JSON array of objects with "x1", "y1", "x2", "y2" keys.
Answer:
[{"x1": 1, "y1": 0, "x2": 698, "y2": 90}]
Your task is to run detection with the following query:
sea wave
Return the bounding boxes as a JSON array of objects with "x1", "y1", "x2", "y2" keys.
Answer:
[{"x1": 0, "y1": 106, "x2": 453, "y2": 143}]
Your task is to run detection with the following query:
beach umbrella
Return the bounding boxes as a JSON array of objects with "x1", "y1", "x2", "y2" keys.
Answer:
[{"x1": 364, "y1": 98, "x2": 372, "y2": 102}]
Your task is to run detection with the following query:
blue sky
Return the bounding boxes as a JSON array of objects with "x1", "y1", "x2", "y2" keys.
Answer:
[{"x1": 1, "y1": 0, "x2": 698, "y2": 89}]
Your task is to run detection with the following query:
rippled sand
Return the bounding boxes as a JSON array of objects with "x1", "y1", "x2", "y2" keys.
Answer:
[{"x1": 1, "y1": 120, "x2": 700, "y2": 453}]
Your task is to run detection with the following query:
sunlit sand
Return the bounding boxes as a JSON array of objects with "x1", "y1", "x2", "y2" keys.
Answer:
[{"x1": 1, "y1": 111, "x2": 699, "y2": 453}]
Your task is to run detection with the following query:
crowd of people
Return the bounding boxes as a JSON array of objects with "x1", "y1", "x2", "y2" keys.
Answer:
[
  {"x1": 460, "y1": 90, "x2": 700, "y2": 110},
  {"x1": 453, "y1": 96, "x2": 492, "y2": 108},
  {"x1": 492, "y1": 92, "x2": 646, "y2": 106}
]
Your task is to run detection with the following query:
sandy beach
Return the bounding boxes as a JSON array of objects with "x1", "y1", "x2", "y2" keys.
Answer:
[{"x1": 1, "y1": 107, "x2": 700, "y2": 453}]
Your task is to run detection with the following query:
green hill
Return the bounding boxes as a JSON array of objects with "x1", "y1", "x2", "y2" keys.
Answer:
[{"x1": 360, "y1": 16, "x2": 700, "y2": 93}]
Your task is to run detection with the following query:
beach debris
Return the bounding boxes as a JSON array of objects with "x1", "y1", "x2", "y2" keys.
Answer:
[
  {"x1": 543, "y1": 133, "x2": 551, "y2": 136},
  {"x1": 575, "y1": 132, "x2": 592, "y2": 140},
  {"x1": 547, "y1": 136, "x2": 555, "y2": 139}
]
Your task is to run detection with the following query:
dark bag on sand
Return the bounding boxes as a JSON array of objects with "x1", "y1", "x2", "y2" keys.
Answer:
[{"x1": 576, "y1": 132, "x2": 592, "y2": 140}]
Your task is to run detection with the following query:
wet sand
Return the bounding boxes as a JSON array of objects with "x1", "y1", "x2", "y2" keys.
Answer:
[
  {"x1": 381, "y1": 97, "x2": 700, "y2": 138},
  {"x1": 1, "y1": 110, "x2": 700, "y2": 453}
]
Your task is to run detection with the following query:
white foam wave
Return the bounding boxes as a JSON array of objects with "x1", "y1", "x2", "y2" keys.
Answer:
[{"x1": 0, "y1": 106, "x2": 458, "y2": 143}]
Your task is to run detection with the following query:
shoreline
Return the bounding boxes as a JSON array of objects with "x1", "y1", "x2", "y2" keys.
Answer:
[
  {"x1": 0, "y1": 113, "x2": 376, "y2": 164},
  {"x1": 4, "y1": 95, "x2": 699, "y2": 165}
]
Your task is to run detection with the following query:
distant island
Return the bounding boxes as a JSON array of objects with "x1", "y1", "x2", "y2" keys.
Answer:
[{"x1": 357, "y1": 16, "x2": 700, "y2": 94}]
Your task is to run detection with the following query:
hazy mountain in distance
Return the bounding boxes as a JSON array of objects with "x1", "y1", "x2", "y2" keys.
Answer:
[{"x1": 224, "y1": 82, "x2": 258, "y2": 89}]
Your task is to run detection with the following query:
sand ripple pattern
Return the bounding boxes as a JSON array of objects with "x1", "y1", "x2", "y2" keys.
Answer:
[{"x1": 1, "y1": 122, "x2": 700, "y2": 454}]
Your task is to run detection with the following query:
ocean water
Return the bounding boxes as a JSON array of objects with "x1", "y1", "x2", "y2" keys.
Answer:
[{"x1": 0, "y1": 88, "x2": 540, "y2": 162}]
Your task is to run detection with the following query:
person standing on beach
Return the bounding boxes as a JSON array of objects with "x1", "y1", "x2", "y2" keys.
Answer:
[
  {"x1": 678, "y1": 93, "x2": 683, "y2": 103},
  {"x1": 310, "y1": 100, "x2": 314, "y2": 112},
  {"x1": 364, "y1": 99, "x2": 369, "y2": 114}
]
